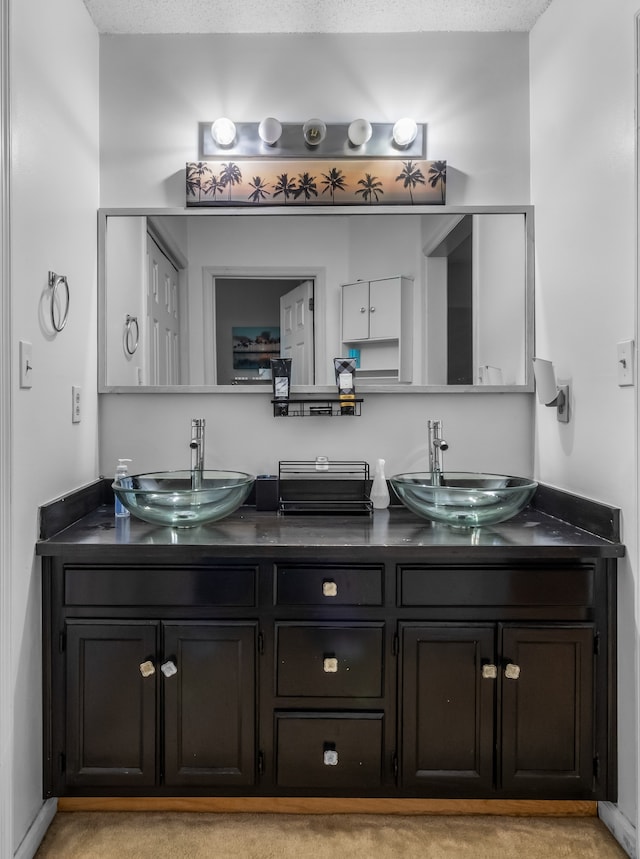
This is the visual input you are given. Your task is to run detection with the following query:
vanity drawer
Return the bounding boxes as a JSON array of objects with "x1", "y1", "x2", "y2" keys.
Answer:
[
  {"x1": 64, "y1": 566, "x2": 257, "y2": 607},
  {"x1": 276, "y1": 623, "x2": 384, "y2": 697},
  {"x1": 275, "y1": 712, "x2": 383, "y2": 788},
  {"x1": 275, "y1": 566, "x2": 383, "y2": 606},
  {"x1": 399, "y1": 565, "x2": 594, "y2": 607}
]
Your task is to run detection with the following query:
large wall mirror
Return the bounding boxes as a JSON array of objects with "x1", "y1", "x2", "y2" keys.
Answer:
[{"x1": 98, "y1": 205, "x2": 534, "y2": 393}]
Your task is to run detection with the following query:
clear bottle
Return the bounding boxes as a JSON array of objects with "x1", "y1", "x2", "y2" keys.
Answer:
[
  {"x1": 371, "y1": 458, "x2": 390, "y2": 510},
  {"x1": 114, "y1": 458, "x2": 132, "y2": 518}
]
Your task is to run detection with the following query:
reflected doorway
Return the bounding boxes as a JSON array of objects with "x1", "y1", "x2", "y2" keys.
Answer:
[{"x1": 212, "y1": 276, "x2": 315, "y2": 385}]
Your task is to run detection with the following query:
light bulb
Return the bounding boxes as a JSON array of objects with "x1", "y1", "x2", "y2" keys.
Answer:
[
  {"x1": 347, "y1": 119, "x2": 372, "y2": 147},
  {"x1": 392, "y1": 117, "x2": 418, "y2": 147},
  {"x1": 258, "y1": 117, "x2": 282, "y2": 145},
  {"x1": 211, "y1": 117, "x2": 236, "y2": 147},
  {"x1": 303, "y1": 118, "x2": 327, "y2": 146}
]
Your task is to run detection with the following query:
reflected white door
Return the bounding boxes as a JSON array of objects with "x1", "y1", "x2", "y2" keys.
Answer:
[
  {"x1": 280, "y1": 280, "x2": 314, "y2": 385},
  {"x1": 147, "y1": 234, "x2": 180, "y2": 385}
]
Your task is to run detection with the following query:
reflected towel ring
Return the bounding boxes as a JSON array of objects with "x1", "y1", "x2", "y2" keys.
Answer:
[
  {"x1": 48, "y1": 271, "x2": 70, "y2": 332},
  {"x1": 124, "y1": 314, "x2": 139, "y2": 355}
]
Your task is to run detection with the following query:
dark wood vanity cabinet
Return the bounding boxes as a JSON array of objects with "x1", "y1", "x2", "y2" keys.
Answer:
[
  {"x1": 41, "y1": 533, "x2": 617, "y2": 802},
  {"x1": 401, "y1": 623, "x2": 596, "y2": 798},
  {"x1": 63, "y1": 619, "x2": 256, "y2": 790}
]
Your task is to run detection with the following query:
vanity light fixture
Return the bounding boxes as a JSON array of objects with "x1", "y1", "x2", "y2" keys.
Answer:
[
  {"x1": 347, "y1": 118, "x2": 373, "y2": 147},
  {"x1": 392, "y1": 117, "x2": 418, "y2": 148},
  {"x1": 199, "y1": 120, "x2": 425, "y2": 158},
  {"x1": 258, "y1": 116, "x2": 282, "y2": 146},
  {"x1": 210, "y1": 117, "x2": 237, "y2": 147},
  {"x1": 302, "y1": 118, "x2": 327, "y2": 146},
  {"x1": 532, "y1": 357, "x2": 570, "y2": 423}
]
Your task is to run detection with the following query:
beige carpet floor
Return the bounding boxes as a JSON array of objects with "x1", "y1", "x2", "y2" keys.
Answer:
[{"x1": 34, "y1": 812, "x2": 628, "y2": 858}]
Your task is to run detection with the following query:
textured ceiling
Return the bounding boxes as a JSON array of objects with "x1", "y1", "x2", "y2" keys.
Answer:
[{"x1": 82, "y1": 0, "x2": 555, "y2": 34}]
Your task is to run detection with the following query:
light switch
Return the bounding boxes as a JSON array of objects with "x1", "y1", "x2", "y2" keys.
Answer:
[
  {"x1": 19, "y1": 340, "x2": 33, "y2": 388},
  {"x1": 617, "y1": 340, "x2": 635, "y2": 386}
]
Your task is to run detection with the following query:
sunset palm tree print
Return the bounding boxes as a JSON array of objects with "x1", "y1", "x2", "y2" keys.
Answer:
[
  {"x1": 220, "y1": 162, "x2": 243, "y2": 201},
  {"x1": 272, "y1": 173, "x2": 297, "y2": 203},
  {"x1": 396, "y1": 160, "x2": 426, "y2": 204},
  {"x1": 248, "y1": 176, "x2": 271, "y2": 203},
  {"x1": 428, "y1": 161, "x2": 447, "y2": 203},
  {"x1": 293, "y1": 172, "x2": 318, "y2": 203},
  {"x1": 321, "y1": 167, "x2": 347, "y2": 204},
  {"x1": 355, "y1": 173, "x2": 384, "y2": 204}
]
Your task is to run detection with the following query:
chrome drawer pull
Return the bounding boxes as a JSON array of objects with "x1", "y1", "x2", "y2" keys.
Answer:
[
  {"x1": 322, "y1": 580, "x2": 338, "y2": 598},
  {"x1": 481, "y1": 664, "x2": 497, "y2": 679},
  {"x1": 139, "y1": 660, "x2": 155, "y2": 678},
  {"x1": 323, "y1": 749, "x2": 339, "y2": 766},
  {"x1": 323, "y1": 657, "x2": 338, "y2": 673},
  {"x1": 504, "y1": 663, "x2": 521, "y2": 680}
]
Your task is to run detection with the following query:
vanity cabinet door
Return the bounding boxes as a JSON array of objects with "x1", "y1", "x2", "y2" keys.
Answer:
[
  {"x1": 162, "y1": 622, "x2": 257, "y2": 787},
  {"x1": 400, "y1": 623, "x2": 495, "y2": 794},
  {"x1": 65, "y1": 620, "x2": 158, "y2": 788},
  {"x1": 500, "y1": 624, "x2": 595, "y2": 797}
]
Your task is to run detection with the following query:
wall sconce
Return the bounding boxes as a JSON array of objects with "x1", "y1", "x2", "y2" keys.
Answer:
[
  {"x1": 258, "y1": 116, "x2": 282, "y2": 146},
  {"x1": 348, "y1": 118, "x2": 373, "y2": 147},
  {"x1": 532, "y1": 357, "x2": 570, "y2": 423},
  {"x1": 210, "y1": 117, "x2": 237, "y2": 147},
  {"x1": 302, "y1": 118, "x2": 327, "y2": 146},
  {"x1": 392, "y1": 117, "x2": 418, "y2": 148}
]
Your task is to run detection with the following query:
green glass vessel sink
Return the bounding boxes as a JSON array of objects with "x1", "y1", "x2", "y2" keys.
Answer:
[
  {"x1": 390, "y1": 472, "x2": 538, "y2": 528},
  {"x1": 112, "y1": 470, "x2": 255, "y2": 528}
]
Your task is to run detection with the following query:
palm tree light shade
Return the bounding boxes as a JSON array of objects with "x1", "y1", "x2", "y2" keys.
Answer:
[
  {"x1": 258, "y1": 117, "x2": 282, "y2": 145},
  {"x1": 303, "y1": 118, "x2": 327, "y2": 146},
  {"x1": 392, "y1": 117, "x2": 418, "y2": 147},
  {"x1": 348, "y1": 119, "x2": 373, "y2": 147},
  {"x1": 211, "y1": 117, "x2": 237, "y2": 147}
]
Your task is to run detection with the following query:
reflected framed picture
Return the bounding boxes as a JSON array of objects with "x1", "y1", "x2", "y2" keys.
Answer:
[{"x1": 232, "y1": 326, "x2": 280, "y2": 370}]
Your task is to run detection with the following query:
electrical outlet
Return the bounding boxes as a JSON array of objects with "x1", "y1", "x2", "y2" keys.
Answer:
[
  {"x1": 19, "y1": 340, "x2": 33, "y2": 388},
  {"x1": 72, "y1": 386, "x2": 82, "y2": 423}
]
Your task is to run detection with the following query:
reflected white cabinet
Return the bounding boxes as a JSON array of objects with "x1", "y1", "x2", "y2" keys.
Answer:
[{"x1": 341, "y1": 276, "x2": 413, "y2": 383}]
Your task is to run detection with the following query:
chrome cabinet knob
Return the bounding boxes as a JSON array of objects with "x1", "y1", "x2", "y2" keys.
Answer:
[
  {"x1": 369, "y1": 306, "x2": 376, "y2": 312},
  {"x1": 323, "y1": 749, "x2": 339, "y2": 766},
  {"x1": 161, "y1": 660, "x2": 178, "y2": 678},
  {"x1": 481, "y1": 664, "x2": 498, "y2": 679},
  {"x1": 359, "y1": 306, "x2": 367, "y2": 313},
  {"x1": 504, "y1": 663, "x2": 521, "y2": 680}
]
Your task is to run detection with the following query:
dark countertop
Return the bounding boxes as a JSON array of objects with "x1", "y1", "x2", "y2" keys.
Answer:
[{"x1": 36, "y1": 502, "x2": 625, "y2": 563}]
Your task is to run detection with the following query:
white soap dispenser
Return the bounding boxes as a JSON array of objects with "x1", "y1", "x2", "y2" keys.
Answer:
[
  {"x1": 114, "y1": 458, "x2": 132, "y2": 518},
  {"x1": 371, "y1": 458, "x2": 390, "y2": 510}
]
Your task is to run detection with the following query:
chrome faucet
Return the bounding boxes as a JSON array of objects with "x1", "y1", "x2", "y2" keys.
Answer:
[
  {"x1": 190, "y1": 418, "x2": 206, "y2": 480},
  {"x1": 428, "y1": 419, "x2": 449, "y2": 485}
]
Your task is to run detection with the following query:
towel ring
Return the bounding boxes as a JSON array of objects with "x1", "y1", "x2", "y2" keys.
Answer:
[
  {"x1": 124, "y1": 314, "x2": 139, "y2": 356},
  {"x1": 48, "y1": 271, "x2": 70, "y2": 332}
]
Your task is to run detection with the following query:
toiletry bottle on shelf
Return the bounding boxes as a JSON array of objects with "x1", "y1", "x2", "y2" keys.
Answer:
[
  {"x1": 371, "y1": 458, "x2": 390, "y2": 509},
  {"x1": 114, "y1": 458, "x2": 132, "y2": 518}
]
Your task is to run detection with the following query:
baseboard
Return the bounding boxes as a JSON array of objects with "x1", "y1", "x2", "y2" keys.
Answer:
[
  {"x1": 599, "y1": 802, "x2": 637, "y2": 858},
  {"x1": 14, "y1": 798, "x2": 57, "y2": 859},
  {"x1": 57, "y1": 797, "x2": 597, "y2": 817}
]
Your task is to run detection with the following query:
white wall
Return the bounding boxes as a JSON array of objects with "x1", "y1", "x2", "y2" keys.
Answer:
[
  {"x1": 9, "y1": 0, "x2": 99, "y2": 852},
  {"x1": 97, "y1": 32, "x2": 535, "y2": 479},
  {"x1": 530, "y1": 1, "x2": 638, "y2": 852}
]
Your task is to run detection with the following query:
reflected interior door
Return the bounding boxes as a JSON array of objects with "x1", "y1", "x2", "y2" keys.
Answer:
[
  {"x1": 146, "y1": 234, "x2": 180, "y2": 385},
  {"x1": 280, "y1": 280, "x2": 314, "y2": 385}
]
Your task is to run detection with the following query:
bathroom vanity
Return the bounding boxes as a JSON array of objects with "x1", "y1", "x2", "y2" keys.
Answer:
[{"x1": 38, "y1": 483, "x2": 622, "y2": 804}]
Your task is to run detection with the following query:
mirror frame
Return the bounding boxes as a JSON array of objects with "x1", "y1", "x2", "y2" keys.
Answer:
[{"x1": 98, "y1": 205, "x2": 535, "y2": 394}]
